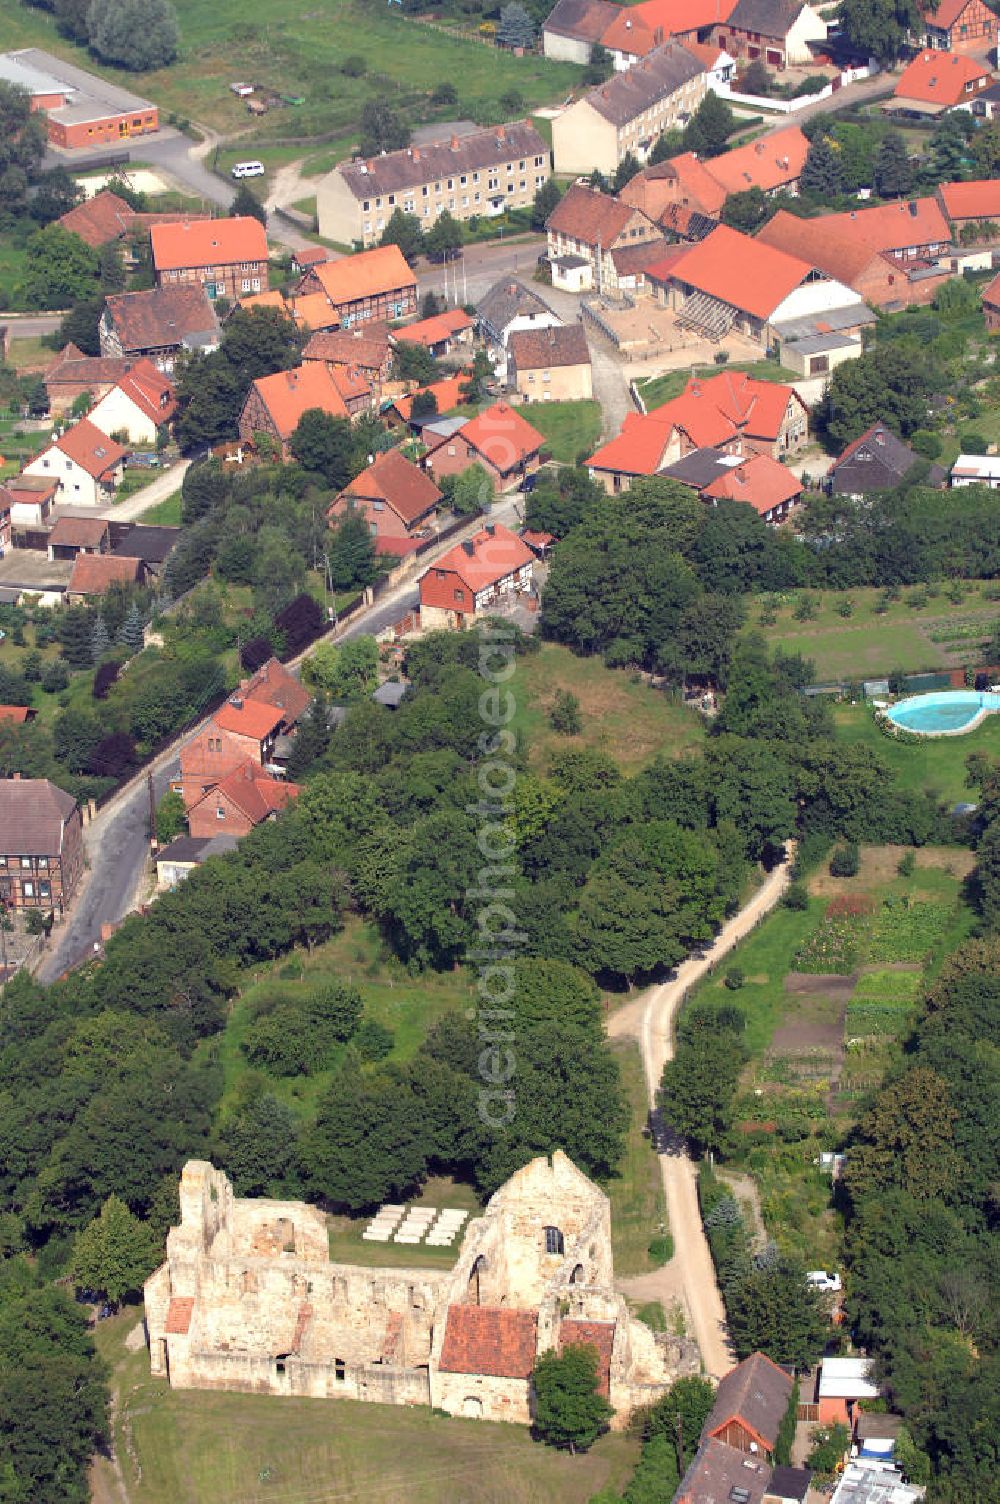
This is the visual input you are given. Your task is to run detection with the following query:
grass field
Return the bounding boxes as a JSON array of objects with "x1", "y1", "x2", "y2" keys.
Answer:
[
  {"x1": 511, "y1": 642, "x2": 704, "y2": 774},
  {"x1": 92, "y1": 1313, "x2": 640, "y2": 1504},
  {"x1": 525, "y1": 400, "x2": 602, "y2": 464},
  {"x1": 833, "y1": 702, "x2": 1000, "y2": 804},
  {"x1": 637, "y1": 360, "x2": 800, "y2": 413},
  {"x1": 753, "y1": 581, "x2": 1000, "y2": 681},
  {"x1": 0, "y1": 238, "x2": 30, "y2": 312},
  {"x1": 0, "y1": 1, "x2": 580, "y2": 155},
  {"x1": 134, "y1": 490, "x2": 183, "y2": 524},
  {"x1": 607, "y1": 1041, "x2": 669, "y2": 1277},
  {"x1": 214, "y1": 918, "x2": 475, "y2": 1118}
]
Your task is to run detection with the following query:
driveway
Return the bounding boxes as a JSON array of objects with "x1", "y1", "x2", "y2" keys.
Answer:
[
  {"x1": 609, "y1": 846, "x2": 795, "y2": 1380},
  {"x1": 97, "y1": 460, "x2": 190, "y2": 522}
]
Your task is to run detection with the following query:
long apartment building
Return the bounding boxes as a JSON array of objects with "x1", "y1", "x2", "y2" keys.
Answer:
[
  {"x1": 317, "y1": 121, "x2": 551, "y2": 247},
  {"x1": 552, "y1": 42, "x2": 706, "y2": 176}
]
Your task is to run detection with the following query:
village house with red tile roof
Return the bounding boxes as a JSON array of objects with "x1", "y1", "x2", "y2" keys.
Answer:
[
  {"x1": 546, "y1": 183, "x2": 661, "y2": 292},
  {"x1": 588, "y1": 371, "x2": 807, "y2": 491},
  {"x1": 100, "y1": 285, "x2": 220, "y2": 374},
  {"x1": 423, "y1": 401, "x2": 545, "y2": 491},
  {"x1": 43, "y1": 344, "x2": 136, "y2": 417},
  {"x1": 757, "y1": 201, "x2": 953, "y2": 307},
  {"x1": 150, "y1": 217, "x2": 269, "y2": 302},
  {"x1": 662, "y1": 445, "x2": 804, "y2": 521},
  {"x1": 239, "y1": 364, "x2": 348, "y2": 457},
  {"x1": 302, "y1": 323, "x2": 394, "y2": 381},
  {"x1": 58, "y1": 188, "x2": 137, "y2": 248},
  {"x1": 419, "y1": 520, "x2": 535, "y2": 628},
  {"x1": 66, "y1": 552, "x2": 145, "y2": 602},
  {"x1": 328, "y1": 449, "x2": 441, "y2": 554},
  {"x1": 22, "y1": 418, "x2": 127, "y2": 507},
  {"x1": 621, "y1": 127, "x2": 809, "y2": 230},
  {"x1": 297, "y1": 245, "x2": 417, "y2": 326},
  {"x1": 87, "y1": 359, "x2": 176, "y2": 446},
  {"x1": 920, "y1": 0, "x2": 994, "y2": 51},
  {"x1": 892, "y1": 48, "x2": 992, "y2": 112},
  {"x1": 187, "y1": 761, "x2": 301, "y2": 839},
  {"x1": 386, "y1": 371, "x2": 470, "y2": 429},
  {"x1": 392, "y1": 308, "x2": 475, "y2": 358},
  {"x1": 936, "y1": 177, "x2": 1000, "y2": 231},
  {"x1": 174, "y1": 663, "x2": 310, "y2": 807}
]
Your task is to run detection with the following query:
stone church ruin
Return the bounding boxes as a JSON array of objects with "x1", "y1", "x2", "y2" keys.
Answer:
[{"x1": 145, "y1": 1151, "x2": 697, "y2": 1426}]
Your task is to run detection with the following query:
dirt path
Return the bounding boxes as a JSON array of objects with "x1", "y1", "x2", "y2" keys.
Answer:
[{"x1": 614, "y1": 849, "x2": 795, "y2": 1380}]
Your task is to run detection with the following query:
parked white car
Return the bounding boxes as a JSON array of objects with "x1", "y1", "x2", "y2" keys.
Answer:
[{"x1": 807, "y1": 1269, "x2": 842, "y2": 1293}]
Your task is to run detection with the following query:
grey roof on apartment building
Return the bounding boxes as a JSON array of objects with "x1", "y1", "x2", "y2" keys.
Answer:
[
  {"x1": 335, "y1": 121, "x2": 549, "y2": 201},
  {"x1": 585, "y1": 41, "x2": 704, "y2": 126}
]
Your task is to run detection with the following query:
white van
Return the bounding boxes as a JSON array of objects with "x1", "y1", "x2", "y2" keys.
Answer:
[{"x1": 231, "y1": 161, "x2": 265, "y2": 179}]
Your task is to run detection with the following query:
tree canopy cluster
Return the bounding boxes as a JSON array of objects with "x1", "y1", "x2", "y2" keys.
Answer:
[{"x1": 22, "y1": 0, "x2": 179, "y2": 69}]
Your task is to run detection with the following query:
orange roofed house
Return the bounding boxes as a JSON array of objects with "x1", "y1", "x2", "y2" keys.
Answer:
[
  {"x1": 22, "y1": 418, "x2": 127, "y2": 507},
  {"x1": 239, "y1": 364, "x2": 348, "y2": 457},
  {"x1": 650, "y1": 222, "x2": 861, "y2": 344},
  {"x1": 296, "y1": 245, "x2": 417, "y2": 327},
  {"x1": 662, "y1": 446, "x2": 803, "y2": 523},
  {"x1": 67, "y1": 552, "x2": 145, "y2": 603},
  {"x1": 175, "y1": 658, "x2": 310, "y2": 808},
  {"x1": 393, "y1": 308, "x2": 475, "y2": 359},
  {"x1": 419, "y1": 521, "x2": 535, "y2": 629},
  {"x1": 545, "y1": 184, "x2": 662, "y2": 292},
  {"x1": 424, "y1": 401, "x2": 545, "y2": 491},
  {"x1": 757, "y1": 199, "x2": 953, "y2": 307},
  {"x1": 892, "y1": 49, "x2": 992, "y2": 113},
  {"x1": 328, "y1": 449, "x2": 442, "y2": 555},
  {"x1": 621, "y1": 126, "x2": 809, "y2": 231},
  {"x1": 150, "y1": 217, "x2": 269, "y2": 302},
  {"x1": 187, "y1": 761, "x2": 300, "y2": 839},
  {"x1": 921, "y1": 0, "x2": 994, "y2": 51},
  {"x1": 587, "y1": 369, "x2": 807, "y2": 492},
  {"x1": 936, "y1": 177, "x2": 1000, "y2": 234}
]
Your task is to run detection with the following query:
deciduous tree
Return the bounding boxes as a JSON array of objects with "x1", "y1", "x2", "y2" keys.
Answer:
[{"x1": 532, "y1": 1344, "x2": 613, "y2": 1452}]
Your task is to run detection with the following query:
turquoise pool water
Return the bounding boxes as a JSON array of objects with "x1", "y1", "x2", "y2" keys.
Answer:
[{"x1": 886, "y1": 690, "x2": 1000, "y2": 735}]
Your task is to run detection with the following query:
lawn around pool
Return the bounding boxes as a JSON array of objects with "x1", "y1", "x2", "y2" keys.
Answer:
[
  {"x1": 833, "y1": 701, "x2": 1000, "y2": 804},
  {"x1": 91, "y1": 1310, "x2": 640, "y2": 1504}
]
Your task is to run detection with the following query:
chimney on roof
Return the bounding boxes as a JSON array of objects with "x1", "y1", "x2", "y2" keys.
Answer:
[
  {"x1": 755, "y1": 141, "x2": 764, "y2": 154},
  {"x1": 462, "y1": 539, "x2": 475, "y2": 555},
  {"x1": 496, "y1": 125, "x2": 505, "y2": 141},
  {"x1": 485, "y1": 522, "x2": 496, "y2": 535},
  {"x1": 232, "y1": 696, "x2": 244, "y2": 709},
  {"x1": 909, "y1": 199, "x2": 918, "y2": 215},
  {"x1": 412, "y1": 147, "x2": 420, "y2": 162},
  {"x1": 451, "y1": 135, "x2": 460, "y2": 150}
]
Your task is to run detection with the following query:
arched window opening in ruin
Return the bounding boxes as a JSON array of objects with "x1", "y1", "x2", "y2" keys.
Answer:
[
  {"x1": 544, "y1": 1226, "x2": 564, "y2": 1256},
  {"x1": 335, "y1": 1358, "x2": 346, "y2": 1382},
  {"x1": 275, "y1": 1352, "x2": 289, "y2": 1376},
  {"x1": 468, "y1": 1255, "x2": 487, "y2": 1306},
  {"x1": 463, "y1": 1396, "x2": 484, "y2": 1418},
  {"x1": 570, "y1": 1263, "x2": 584, "y2": 1284},
  {"x1": 274, "y1": 1217, "x2": 296, "y2": 1254}
]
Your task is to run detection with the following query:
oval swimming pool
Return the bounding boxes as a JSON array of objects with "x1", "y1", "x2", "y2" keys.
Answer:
[{"x1": 885, "y1": 690, "x2": 1000, "y2": 735}]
